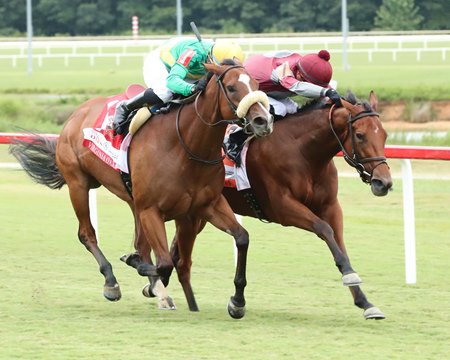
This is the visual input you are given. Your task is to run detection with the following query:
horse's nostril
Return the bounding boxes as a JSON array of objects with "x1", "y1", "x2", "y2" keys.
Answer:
[
  {"x1": 253, "y1": 116, "x2": 267, "y2": 127},
  {"x1": 371, "y1": 178, "x2": 392, "y2": 196}
]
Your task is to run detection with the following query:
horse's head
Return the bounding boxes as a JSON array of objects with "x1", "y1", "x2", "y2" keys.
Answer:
[
  {"x1": 203, "y1": 61, "x2": 274, "y2": 138},
  {"x1": 333, "y1": 91, "x2": 392, "y2": 196}
]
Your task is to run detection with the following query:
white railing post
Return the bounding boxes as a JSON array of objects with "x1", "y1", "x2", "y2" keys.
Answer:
[
  {"x1": 89, "y1": 189, "x2": 99, "y2": 242},
  {"x1": 401, "y1": 159, "x2": 417, "y2": 284}
]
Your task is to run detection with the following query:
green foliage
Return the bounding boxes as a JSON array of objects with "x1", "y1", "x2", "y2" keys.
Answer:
[
  {"x1": 0, "y1": 0, "x2": 448, "y2": 35},
  {"x1": 375, "y1": 0, "x2": 423, "y2": 30},
  {"x1": 0, "y1": 95, "x2": 88, "y2": 133}
]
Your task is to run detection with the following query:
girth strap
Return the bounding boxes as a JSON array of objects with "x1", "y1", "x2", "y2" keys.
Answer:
[{"x1": 241, "y1": 189, "x2": 270, "y2": 223}]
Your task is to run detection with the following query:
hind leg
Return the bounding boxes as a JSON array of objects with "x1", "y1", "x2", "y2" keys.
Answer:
[
  {"x1": 120, "y1": 213, "x2": 159, "y2": 298},
  {"x1": 67, "y1": 182, "x2": 121, "y2": 301}
]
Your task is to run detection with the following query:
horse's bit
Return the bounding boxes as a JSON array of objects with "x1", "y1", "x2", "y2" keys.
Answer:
[{"x1": 329, "y1": 105, "x2": 388, "y2": 184}]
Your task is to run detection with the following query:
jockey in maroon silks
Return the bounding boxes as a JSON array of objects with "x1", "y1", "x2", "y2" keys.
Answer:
[
  {"x1": 225, "y1": 49, "x2": 342, "y2": 164},
  {"x1": 244, "y1": 49, "x2": 341, "y2": 117}
]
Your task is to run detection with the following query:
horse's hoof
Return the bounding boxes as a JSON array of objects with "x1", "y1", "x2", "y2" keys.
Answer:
[
  {"x1": 103, "y1": 283, "x2": 121, "y2": 301},
  {"x1": 342, "y1": 272, "x2": 362, "y2": 286},
  {"x1": 227, "y1": 297, "x2": 246, "y2": 319},
  {"x1": 142, "y1": 283, "x2": 156, "y2": 298},
  {"x1": 158, "y1": 296, "x2": 176, "y2": 310},
  {"x1": 364, "y1": 307, "x2": 385, "y2": 320}
]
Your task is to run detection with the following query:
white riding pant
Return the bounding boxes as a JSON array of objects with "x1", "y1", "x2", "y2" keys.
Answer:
[
  {"x1": 268, "y1": 97, "x2": 299, "y2": 117},
  {"x1": 143, "y1": 49, "x2": 196, "y2": 103}
]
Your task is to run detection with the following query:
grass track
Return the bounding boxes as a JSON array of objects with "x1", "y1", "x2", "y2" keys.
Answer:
[{"x1": 1, "y1": 156, "x2": 449, "y2": 359}]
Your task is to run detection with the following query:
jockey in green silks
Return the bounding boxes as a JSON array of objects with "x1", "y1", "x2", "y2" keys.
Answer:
[{"x1": 113, "y1": 37, "x2": 245, "y2": 135}]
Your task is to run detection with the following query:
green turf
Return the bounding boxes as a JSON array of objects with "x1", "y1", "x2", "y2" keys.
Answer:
[{"x1": 0, "y1": 158, "x2": 449, "y2": 359}]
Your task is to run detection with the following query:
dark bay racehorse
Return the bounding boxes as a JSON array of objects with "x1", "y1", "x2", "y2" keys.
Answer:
[
  {"x1": 10, "y1": 61, "x2": 273, "y2": 318},
  {"x1": 165, "y1": 91, "x2": 392, "y2": 319}
]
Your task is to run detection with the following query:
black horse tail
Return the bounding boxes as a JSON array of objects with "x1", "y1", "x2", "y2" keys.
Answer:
[{"x1": 9, "y1": 133, "x2": 66, "y2": 190}]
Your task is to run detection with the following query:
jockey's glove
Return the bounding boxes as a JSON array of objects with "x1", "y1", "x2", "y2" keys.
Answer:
[
  {"x1": 193, "y1": 77, "x2": 208, "y2": 93},
  {"x1": 326, "y1": 88, "x2": 343, "y2": 107}
]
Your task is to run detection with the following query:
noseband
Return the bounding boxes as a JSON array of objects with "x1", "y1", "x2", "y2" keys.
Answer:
[{"x1": 329, "y1": 105, "x2": 387, "y2": 184}]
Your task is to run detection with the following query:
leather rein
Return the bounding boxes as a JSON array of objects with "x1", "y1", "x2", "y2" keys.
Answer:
[
  {"x1": 329, "y1": 104, "x2": 387, "y2": 184},
  {"x1": 176, "y1": 65, "x2": 252, "y2": 165}
]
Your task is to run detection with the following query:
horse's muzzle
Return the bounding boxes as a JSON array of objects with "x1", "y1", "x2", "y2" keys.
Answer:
[
  {"x1": 251, "y1": 114, "x2": 274, "y2": 138},
  {"x1": 371, "y1": 177, "x2": 393, "y2": 196}
]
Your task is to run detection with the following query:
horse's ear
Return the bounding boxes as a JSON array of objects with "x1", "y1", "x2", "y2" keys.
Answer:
[
  {"x1": 204, "y1": 62, "x2": 222, "y2": 75},
  {"x1": 369, "y1": 91, "x2": 378, "y2": 111}
]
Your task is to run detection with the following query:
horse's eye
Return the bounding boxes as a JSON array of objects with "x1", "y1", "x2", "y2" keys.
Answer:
[
  {"x1": 226, "y1": 85, "x2": 236, "y2": 92},
  {"x1": 355, "y1": 132, "x2": 365, "y2": 141}
]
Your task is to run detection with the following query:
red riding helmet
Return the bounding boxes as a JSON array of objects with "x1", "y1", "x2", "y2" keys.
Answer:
[{"x1": 297, "y1": 49, "x2": 333, "y2": 87}]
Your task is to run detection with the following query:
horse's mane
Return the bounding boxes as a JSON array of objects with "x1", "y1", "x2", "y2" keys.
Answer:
[
  {"x1": 297, "y1": 98, "x2": 329, "y2": 114},
  {"x1": 296, "y1": 90, "x2": 373, "y2": 116}
]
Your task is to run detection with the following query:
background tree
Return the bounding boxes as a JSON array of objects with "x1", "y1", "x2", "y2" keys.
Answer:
[
  {"x1": 0, "y1": 0, "x2": 449, "y2": 36},
  {"x1": 33, "y1": 0, "x2": 80, "y2": 36},
  {"x1": 375, "y1": 0, "x2": 423, "y2": 30},
  {"x1": 75, "y1": 1, "x2": 115, "y2": 35},
  {"x1": 418, "y1": 0, "x2": 450, "y2": 30},
  {"x1": 0, "y1": 1, "x2": 26, "y2": 35},
  {"x1": 347, "y1": 0, "x2": 382, "y2": 31}
]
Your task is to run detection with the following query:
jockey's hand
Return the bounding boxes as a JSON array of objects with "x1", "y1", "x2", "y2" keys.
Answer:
[
  {"x1": 275, "y1": 61, "x2": 294, "y2": 81},
  {"x1": 193, "y1": 77, "x2": 208, "y2": 93},
  {"x1": 326, "y1": 88, "x2": 342, "y2": 107}
]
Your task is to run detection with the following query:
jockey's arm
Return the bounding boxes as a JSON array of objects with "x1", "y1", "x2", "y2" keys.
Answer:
[
  {"x1": 166, "y1": 63, "x2": 196, "y2": 97},
  {"x1": 283, "y1": 78, "x2": 327, "y2": 98}
]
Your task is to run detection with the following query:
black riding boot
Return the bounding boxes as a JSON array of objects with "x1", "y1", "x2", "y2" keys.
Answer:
[
  {"x1": 113, "y1": 88, "x2": 163, "y2": 135},
  {"x1": 226, "y1": 129, "x2": 249, "y2": 167}
]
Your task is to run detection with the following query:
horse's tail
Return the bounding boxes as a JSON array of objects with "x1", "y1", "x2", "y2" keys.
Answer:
[{"x1": 9, "y1": 133, "x2": 66, "y2": 190}]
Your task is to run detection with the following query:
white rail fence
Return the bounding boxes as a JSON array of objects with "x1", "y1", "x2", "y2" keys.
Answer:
[{"x1": 1, "y1": 34, "x2": 450, "y2": 67}]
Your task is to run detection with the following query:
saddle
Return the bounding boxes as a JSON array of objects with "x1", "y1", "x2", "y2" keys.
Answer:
[{"x1": 127, "y1": 92, "x2": 198, "y2": 136}]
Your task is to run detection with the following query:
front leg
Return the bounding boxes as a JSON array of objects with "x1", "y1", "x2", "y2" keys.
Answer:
[
  {"x1": 275, "y1": 194, "x2": 359, "y2": 283},
  {"x1": 202, "y1": 195, "x2": 249, "y2": 319},
  {"x1": 321, "y1": 200, "x2": 385, "y2": 319}
]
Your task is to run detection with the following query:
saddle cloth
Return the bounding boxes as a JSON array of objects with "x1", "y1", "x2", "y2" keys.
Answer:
[{"x1": 82, "y1": 84, "x2": 145, "y2": 173}]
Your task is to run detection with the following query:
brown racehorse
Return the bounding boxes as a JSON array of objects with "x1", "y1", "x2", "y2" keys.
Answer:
[
  {"x1": 10, "y1": 61, "x2": 274, "y2": 318},
  {"x1": 160, "y1": 91, "x2": 392, "y2": 319}
]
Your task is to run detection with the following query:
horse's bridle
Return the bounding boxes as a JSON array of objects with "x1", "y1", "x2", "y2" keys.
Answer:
[
  {"x1": 329, "y1": 104, "x2": 388, "y2": 184},
  {"x1": 176, "y1": 65, "x2": 256, "y2": 165},
  {"x1": 193, "y1": 65, "x2": 253, "y2": 131}
]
